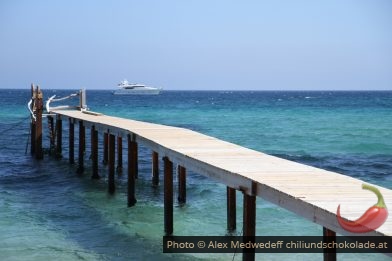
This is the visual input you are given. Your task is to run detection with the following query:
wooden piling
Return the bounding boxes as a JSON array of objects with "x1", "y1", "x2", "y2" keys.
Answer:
[
  {"x1": 117, "y1": 136, "x2": 123, "y2": 174},
  {"x1": 227, "y1": 187, "x2": 236, "y2": 231},
  {"x1": 152, "y1": 151, "x2": 159, "y2": 187},
  {"x1": 103, "y1": 132, "x2": 108, "y2": 165},
  {"x1": 91, "y1": 126, "x2": 99, "y2": 179},
  {"x1": 164, "y1": 157, "x2": 173, "y2": 235},
  {"x1": 48, "y1": 115, "x2": 55, "y2": 153},
  {"x1": 108, "y1": 133, "x2": 115, "y2": 194},
  {"x1": 30, "y1": 84, "x2": 36, "y2": 155},
  {"x1": 135, "y1": 141, "x2": 139, "y2": 179},
  {"x1": 34, "y1": 86, "x2": 43, "y2": 160},
  {"x1": 177, "y1": 165, "x2": 186, "y2": 204},
  {"x1": 81, "y1": 122, "x2": 86, "y2": 153},
  {"x1": 30, "y1": 119, "x2": 36, "y2": 155},
  {"x1": 127, "y1": 134, "x2": 137, "y2": 207},
  {"x1": 69, "y1": 118, "x2": 74, "y2": 164},
  {"x1": 323, "y1": 227, "x2": 337, "y2": 261},
  {"x1": 243, "y1": 191, "x2": 256, "y2": 261},
  {"x1": 56, "y1": 115, "x2": 62, "y2": 158},
  {"x1": 77, "y1": 120, "x2": 85, "y2": 174}
]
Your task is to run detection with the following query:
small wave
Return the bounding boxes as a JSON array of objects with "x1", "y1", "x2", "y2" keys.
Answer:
[
  {"x1": 273, "y1": 153, "x2": 392, "y2": 183},
  {"x1": 274, "y1": 153, "x2": 322, "y2": 163}
]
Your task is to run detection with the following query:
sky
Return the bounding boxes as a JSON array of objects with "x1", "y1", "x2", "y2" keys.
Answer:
[{"x1": 0, "y1": 0, "x2": 391, "y2": 90}]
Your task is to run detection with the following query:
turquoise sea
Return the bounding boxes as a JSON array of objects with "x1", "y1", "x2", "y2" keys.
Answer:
[{"x1": 0, "y1": 90, "x2": 391, "y2": 260}]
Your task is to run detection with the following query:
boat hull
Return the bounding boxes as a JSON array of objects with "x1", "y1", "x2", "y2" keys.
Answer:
[{"x1": 113, "y1": 89, "x2": 161, "y2": 95}]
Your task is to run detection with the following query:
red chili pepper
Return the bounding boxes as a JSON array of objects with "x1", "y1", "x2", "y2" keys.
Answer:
[{"x1": 337, "y1": 184, "x2": 388, "y2": 233}]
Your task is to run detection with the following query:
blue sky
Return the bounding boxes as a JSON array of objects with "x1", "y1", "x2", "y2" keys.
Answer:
[{"x1": 1, "y1": 0, "x2": 391, "y2": 90}]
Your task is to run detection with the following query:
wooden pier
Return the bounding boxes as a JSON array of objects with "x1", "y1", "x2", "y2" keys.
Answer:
[{"x1": 28, "y1": 87, "x2": 392, "y2": 261}]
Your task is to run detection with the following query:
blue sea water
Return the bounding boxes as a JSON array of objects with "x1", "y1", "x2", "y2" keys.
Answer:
[{"x1": 0, "y1": 89, "x2": 391, "y2": 260}]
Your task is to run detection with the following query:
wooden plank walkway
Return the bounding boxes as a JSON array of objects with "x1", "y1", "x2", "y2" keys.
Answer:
[{"x1": 51, "y1": 109, "x2": 392, "y2": 239}]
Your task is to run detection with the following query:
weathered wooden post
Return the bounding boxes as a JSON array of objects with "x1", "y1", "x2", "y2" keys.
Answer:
[
  {"x1": 91, "y1": 125, "x2": 99, "y2": 179},
  {"x1": 152, "y1": 151, "x2": 159, "y2": 187},
  {"x1": 127, "y1": 134, "x2": 137, "y2": 206},
  {"x1": 79, "y1": 88, "x2": 87, "y2": 110},
  {"x1": 227, "y1": 187, "x2": 236, "y2": 231},
  {"x1": 69, "y1": 118, "x2": 75, "y2": 164},
  {"x1": 164, "y1": 156, "x2": 174, "y2": 235},
  {"x1": 242, "y1": 183, "x2": 256, "y2": 261},
  {"x1": 34, "y1": 85, "x2": 44, "y2": 160},
  {"x1": 48, "y1": 115, "x2": 55, "y2": 153},
  {"x1": 77, "y1": 120, "x2": 85, "y2": 174},
  {"x1": 323, "y1": 227, "x2": 337, "y2": 261},
  {"x1": 103, "y1": 132, "x2": 108, "y2": 165},
  {"x1": 55, "y1": 115, "x2": 62, "y2": 158},
  {"x1": 177, "y1": 165, "x2": 186, "y2": 204},
  {"x1": 81, "y1": 123, "x2": 85, "y2": 154},
  {"x1": 30, "y1": 84, "x2": 36, "y2": 155},
  {"x1": 117, "y1": 136, "x2": 123, "y2": 173},
  {"x1": 108, "y1": 133, "x2": 115, "y2": 194},
  {"x1": 135, "y1": 141, "x2": 139, "y2": 179}
]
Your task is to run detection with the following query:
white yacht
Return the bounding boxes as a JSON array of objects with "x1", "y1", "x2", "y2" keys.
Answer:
[{"x1": 113, "y1": 80, "x2": 161, "y2": 95}]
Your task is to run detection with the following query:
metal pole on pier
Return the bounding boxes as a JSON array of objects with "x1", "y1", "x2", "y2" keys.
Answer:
[
  {"x1": 227, "y1": 187, "x2": 236, "y2": 231},
  {"x1": 164, "y1": 156, "x2": 174, "y2": 235},
  {"x1": 152, "y1": 151, "x2": 159, "y2": 187},
  {"x1": 177, "y1": 165, "x2": 186, "y2": 204},
  {"x1": 127, "y1": 134, "x2": 137, "y2": 207},
  {"x1": 91, "y1": 125, "x2": 99, "y2": 179},
  {"x1": 242, "y1": 183, "x2": 256, "y2": 261},
  {"x1": 117, "y1": 136, "x2": 123, "y2": 174},
  {"x1": 77, "y1": 120, "x2": 85, "y2": 174},
  {"x1": 55, "y1": 115, "x2": 62, "y2": 158},
  {"x1": 323, "y1": 227, "x2": 337, "y2": 261},
  {"x1": 135, "y1": 142, "x2": 138, "y2": 179},
  {"x1": 48, "y1": 115, "x2": 55, "y2": 153},
  {"x1": 69, "y1": 118, "x2": 74, "y2": 164},
  {"x1": 108, "y1": 133, "x2": 116, "y2": 194},
  {"x1": 103, "y1": 132, "x2": 108, "y2": 165}
]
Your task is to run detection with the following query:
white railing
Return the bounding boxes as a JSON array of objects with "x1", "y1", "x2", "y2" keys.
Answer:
[
  {"x1": 45, "y1": 89, "x2": 87, "y2": 113},
  {"x1": 27, "y1": 99, "x2": 36, "y2": 121}
]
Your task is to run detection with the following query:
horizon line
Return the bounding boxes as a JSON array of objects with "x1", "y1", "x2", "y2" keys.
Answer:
[{"x1": 1, "y1": 88, "x2": 391, "y2": 92}]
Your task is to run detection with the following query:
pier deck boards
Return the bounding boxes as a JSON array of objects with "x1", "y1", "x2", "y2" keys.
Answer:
[{"x1": 52, "y1": 109, "x2": 392, "y2": 238}]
